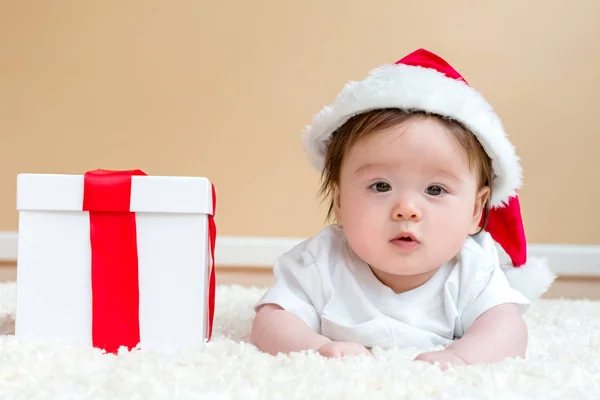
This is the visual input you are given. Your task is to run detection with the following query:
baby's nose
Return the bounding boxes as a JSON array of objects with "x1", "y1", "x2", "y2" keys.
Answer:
[{"x1": 392, "y1": 202, "x2": 421, "y2": 221}]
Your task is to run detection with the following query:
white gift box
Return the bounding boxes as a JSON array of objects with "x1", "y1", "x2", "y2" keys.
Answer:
[{"x1": 14, "y1": 170, "x2": 217, "y2": 354}]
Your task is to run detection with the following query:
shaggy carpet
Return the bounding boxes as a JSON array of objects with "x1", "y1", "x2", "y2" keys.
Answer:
[{"x1": 1, "y1": 282, "x2": 599, "y2": 399}]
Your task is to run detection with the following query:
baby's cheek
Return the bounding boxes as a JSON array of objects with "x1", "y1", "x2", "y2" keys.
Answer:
[
  {"x1": 428, "y1": 213, "x2": 470, "y2": 253},
  {"x1": 344, "y1": 224, "x2": 378, "y2": 260},
  {"x1": 436, "y1": 204, "x2": 468, "y2": 229}
]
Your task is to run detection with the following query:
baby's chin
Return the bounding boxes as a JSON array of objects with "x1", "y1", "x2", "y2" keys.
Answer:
[
  {"x1": 367, "y1": 260, "x2": 441, "y2": 277},
  {"x1": 373, "y1": 266, "x2": 441, "y2": 277},
  {"x1": 365, "y1": 253, "x2": 435, "y2": 273},
  {"x1": 368, "y1": 264, "x2": 441, "y2": 293}
]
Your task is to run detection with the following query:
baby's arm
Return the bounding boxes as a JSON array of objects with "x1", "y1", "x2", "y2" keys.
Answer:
[
  {"x1": 447, "y1": 303, "x2": 527, "y2": 362},
  {"x1": 416, "y1": 303, "x2": 526, "y2": 368},
  {"x1": 252, "y1": 304, "x2": 371, "y2": 357},
  {"x1": 251, "y1": 304, "x2": 331, "y2": 355}
]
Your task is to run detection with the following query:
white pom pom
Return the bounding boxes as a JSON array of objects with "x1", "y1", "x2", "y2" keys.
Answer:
[{"x1": 502, "y1": 257, "x2": 557, "y2": 301}]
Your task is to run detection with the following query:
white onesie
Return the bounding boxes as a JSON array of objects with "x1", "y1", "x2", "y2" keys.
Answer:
[{"x1": 255, "y1": 224, "x2": 531, "y2": 350}]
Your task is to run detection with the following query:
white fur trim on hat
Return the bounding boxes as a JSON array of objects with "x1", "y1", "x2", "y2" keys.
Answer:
[
  {"x1": 502, "y1": 257, "x2": 556, "y2": 301},
  {"x1": 303, "y1": 63, "x2": 522, "y2": 208}
]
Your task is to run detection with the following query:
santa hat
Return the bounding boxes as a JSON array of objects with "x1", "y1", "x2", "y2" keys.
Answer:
[{"x1": 303, "y1": 48, "x2": 555, "y2": 301}]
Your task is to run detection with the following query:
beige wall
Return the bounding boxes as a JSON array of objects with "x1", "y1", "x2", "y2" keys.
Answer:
[{"x1": 1, "y1": 1, "x2": 599, "y2": 244}]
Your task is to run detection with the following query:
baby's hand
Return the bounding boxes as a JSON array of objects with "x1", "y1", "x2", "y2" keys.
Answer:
[
  {"x1": 317, "y1": 341, "x2": 371, "y2": 358},
  {"x1": 414, "y1": 349, "x2": 467, "y2": 370}
]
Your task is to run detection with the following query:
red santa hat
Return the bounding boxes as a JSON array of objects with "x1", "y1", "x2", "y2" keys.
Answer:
[{"x1": 303, "y1": 48, "x2": 555, "y2": 300}]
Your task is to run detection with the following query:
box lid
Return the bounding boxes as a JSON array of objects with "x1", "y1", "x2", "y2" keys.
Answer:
[{"x1": 16, "y1": 173, "x2": 214, "y2": 214}]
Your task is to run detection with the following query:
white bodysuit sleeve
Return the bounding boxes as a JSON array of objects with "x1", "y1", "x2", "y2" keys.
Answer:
[
  {"x1": 255, "y1": 246, "x2": 323, "y2": 333},
  {"x1": 460, "y1": 266, "x2": 531, "y2": 332},
  {"x1": 458, "y1": 233, "x2": 532, "y2": 334}
]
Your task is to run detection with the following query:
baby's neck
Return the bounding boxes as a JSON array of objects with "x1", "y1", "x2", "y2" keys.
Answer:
[{"x1": 369, "y1": 266, "x2": 440, "y2": 294}]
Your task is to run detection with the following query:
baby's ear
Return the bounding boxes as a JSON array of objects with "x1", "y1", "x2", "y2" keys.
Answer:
[{"x1": 470, "y1": 186, "x2": 490, "y2": 234}]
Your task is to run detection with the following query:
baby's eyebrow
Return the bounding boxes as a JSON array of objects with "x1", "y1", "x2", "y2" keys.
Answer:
[
  {"x1": 354, "y1": 162, "x2": 387, "y2": 174},
  {"x1": 432, "y1": 168, "x2": 462, "y2": 182},
  {"x1": 353, "y1": 163, "x2": 465, "y2": 183}
]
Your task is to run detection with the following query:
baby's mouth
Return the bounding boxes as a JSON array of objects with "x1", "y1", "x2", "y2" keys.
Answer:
[
  {"x1": 390, "y1": 233, "x2": 420, "y2": 250},
  {"x1": 392, "y1": 233, "x2": 419, "y2": 243}
]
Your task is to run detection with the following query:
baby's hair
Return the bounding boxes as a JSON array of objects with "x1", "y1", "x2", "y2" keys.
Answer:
[{"x1": 318, "y1": 108, "x2": 493, "y2": 234}]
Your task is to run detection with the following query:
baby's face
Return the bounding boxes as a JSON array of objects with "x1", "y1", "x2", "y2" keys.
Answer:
[{"x1": 334, "y1": 117, "x2": 489, "y2": 281}]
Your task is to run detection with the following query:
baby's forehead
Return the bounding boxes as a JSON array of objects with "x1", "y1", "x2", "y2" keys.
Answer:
[
  {"x1": 343, "y1": 134, "x2": 481, "y2": 185},
  {"x1": 350, "y1": 157, "x2": 467, "y2": 178},
  {"x1": 347, "y1": 120, "x2": 472, "y2": 163}
]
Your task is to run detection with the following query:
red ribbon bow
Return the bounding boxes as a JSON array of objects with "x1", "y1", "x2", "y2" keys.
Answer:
[{"x1": 82, "y1": 169, "x2": 216, "y2": 353}]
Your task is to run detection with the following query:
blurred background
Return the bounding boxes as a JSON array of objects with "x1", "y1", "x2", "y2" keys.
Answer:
[{"x1": 1, "y1": 1, "x2": 599, "y2": 294}]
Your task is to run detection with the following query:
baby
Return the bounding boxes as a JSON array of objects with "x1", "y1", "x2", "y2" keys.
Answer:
[{"x1": 251, "y1": 49, "x2": 555, "y2": 368}]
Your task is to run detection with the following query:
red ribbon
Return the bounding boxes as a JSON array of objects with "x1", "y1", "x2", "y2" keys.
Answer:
[
  {"x1": 207, "y1": 184, "x2": 217, "y2": 341},
  {"x1": 82, "y1": 169, "x2": 216, "y2": 353}
]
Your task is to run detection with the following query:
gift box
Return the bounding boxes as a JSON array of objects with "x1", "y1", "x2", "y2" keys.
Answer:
[{"x1": 14, "y1": 169, "x2": 217, "y2": 354}]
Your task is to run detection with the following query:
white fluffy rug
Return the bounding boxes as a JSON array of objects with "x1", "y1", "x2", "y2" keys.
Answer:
[{"x1": 1, "y1": 282, "x2": 600, "y2": 399}]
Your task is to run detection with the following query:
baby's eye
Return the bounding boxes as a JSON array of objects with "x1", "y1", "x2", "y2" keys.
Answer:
[
  {"x1": 370, "y1": 182, "x2": 392, "y2": 192},
  {"x1": 426, "y1": 185, "x2": 446, "y2": 196}
]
